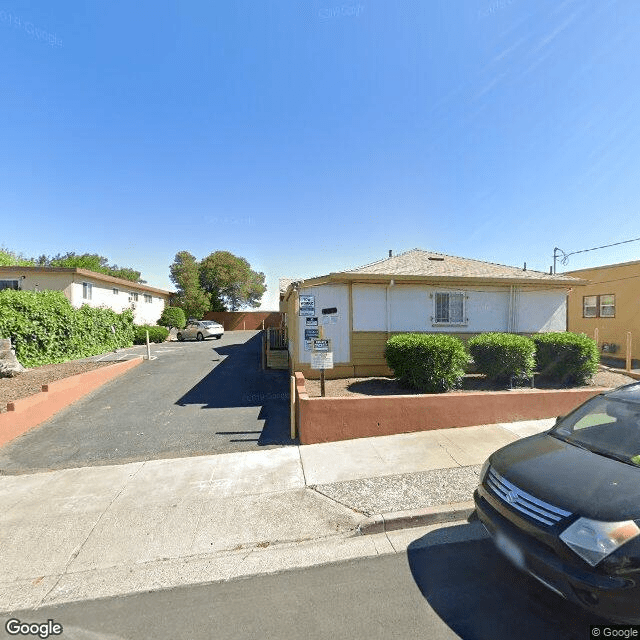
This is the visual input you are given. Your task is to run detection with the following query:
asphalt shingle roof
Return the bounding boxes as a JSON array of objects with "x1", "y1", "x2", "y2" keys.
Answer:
[{"x1": 345, "y1": 249, "x2": 579, "y2": 282}]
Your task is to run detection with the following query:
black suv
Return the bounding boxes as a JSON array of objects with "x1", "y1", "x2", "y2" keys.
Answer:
[{"x1": 475, "y1": 382, "x2": 640, "y2": 622}]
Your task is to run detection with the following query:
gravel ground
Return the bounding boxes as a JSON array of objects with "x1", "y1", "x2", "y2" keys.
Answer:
[
  {"x1": 304, "y1": 367, "x2": 636, "y2": 398},
  {"x1": 311, "y1": 465, "x2": 482, "y2": 516},
  {"x1": 0, "y1": 358, "x2": 118, "y2": 412}
]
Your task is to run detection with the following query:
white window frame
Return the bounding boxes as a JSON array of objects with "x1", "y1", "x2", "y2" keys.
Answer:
[
  {"x1": 82, "y1": 282, "x2": 93, "y2": 300},
  {"x1": 599, "y1": 294, "x2": 615, "y2": 318},
  {"x1": 130, "y1": 292, "x2": 139, "y2": 302},
  {"x1": 583, "y1": 294, "x2": 614, "y2": 318},
  {"x1": 583, "y1": 296, "x2": 597, "y2": 318},
  {"x1": 432, "y1": 290, "x2": 467, "y2": 326},
  {"x1": 113, "y1": 287, "x2": 119, "y2": 295},
  {"x1": 144, "y1": 293, "x2": 152, "y2": 303}
]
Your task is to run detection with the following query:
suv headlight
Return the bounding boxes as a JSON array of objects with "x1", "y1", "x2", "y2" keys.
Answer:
[{"x1": 560, "y1": 518, "x2": 640, "y2": 566}]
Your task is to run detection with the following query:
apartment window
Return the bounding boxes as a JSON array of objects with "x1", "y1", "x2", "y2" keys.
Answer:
[
  {"x1": 113, "y1": 288, "x2": 119, "y2": 295},
  {"x1": 0, "y1": 280, "x2": 19, "y2": 291},
  {"x1": 433, "y1": 291, "x2": 465, "y2": 324},
  {"x1": 144, "y1": 293, "x2": 152, "y2": 303},
  {"x1": 82, "y1": 282, "x2": 93, "y2": 300},
  {"x1": 583, "y1": 294, "x2": 614, "y2": 318},
  {"x1": 600, "y1": 294, "x2": 615, "y2": 317}
]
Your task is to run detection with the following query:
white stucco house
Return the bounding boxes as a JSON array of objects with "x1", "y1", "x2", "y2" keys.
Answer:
[
  {"x1": 280, "y1": 249, "x2": 587, "y2": 378},
  {"x1": 0, "y1": 266, "x2": 172, "y2": 325}
]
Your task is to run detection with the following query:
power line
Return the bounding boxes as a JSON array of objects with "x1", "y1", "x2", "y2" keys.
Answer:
[{"x1": 554, "y1": 237, "x2": 640, "y2": 273}]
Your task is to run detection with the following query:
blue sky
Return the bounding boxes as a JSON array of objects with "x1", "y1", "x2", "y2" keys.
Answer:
[{"x1": 2, "y1": 0, "x2": 639, "y2": 309}]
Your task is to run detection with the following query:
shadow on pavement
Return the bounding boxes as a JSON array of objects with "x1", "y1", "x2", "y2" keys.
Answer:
[
  {"x1": 175, "y1": 333, "x2": 295, "y2": 446},
  {"x1": 406, "y1": 524, "x2": 609, "y2": 640}
]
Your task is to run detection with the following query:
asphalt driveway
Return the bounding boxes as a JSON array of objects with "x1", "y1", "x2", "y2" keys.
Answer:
[{"x1": 0, "y1": 331, "x2": 293, "y2": 475}]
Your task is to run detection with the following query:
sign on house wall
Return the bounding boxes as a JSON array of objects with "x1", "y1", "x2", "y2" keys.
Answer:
[
  {"x1": 299, "y1": 295, "x2": 315, "y2": 316},
  {"x1": 298, "y1": 285, "x2": 349, "y2": 363}
]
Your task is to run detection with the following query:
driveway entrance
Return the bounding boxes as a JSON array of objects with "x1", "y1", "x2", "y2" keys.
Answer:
[{"x1": 0, "y1": 331, "x2": 293, "y2": 475}]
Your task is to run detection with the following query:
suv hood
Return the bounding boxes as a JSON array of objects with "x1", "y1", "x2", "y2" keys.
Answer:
[{"x1": 490, "y1": 433, "x2": 640, "y2": 522}]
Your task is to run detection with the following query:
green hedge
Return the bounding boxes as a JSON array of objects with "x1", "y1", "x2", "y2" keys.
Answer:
[
  {"x1": 158, "y1": 306, "x2": 186, "y2": 330},
  {"x1": 0, "y1": 290, "x2": 134, "y2": 367},
  {"x1": 532, "y1": 332, "x2": 599, "y2": 385},
  {"x1": 384, "y1": 333, "x2": 468, "y2": 393},
  {"x1": 468, "y1": 333, "x2": 536, "y2": 382},
  {"x1": 133, "y1": 325, "x2": 169, "y2": 344}
]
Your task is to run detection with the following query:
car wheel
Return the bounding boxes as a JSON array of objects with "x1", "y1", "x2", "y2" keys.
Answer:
[
  {"x1": 215, "y1": 335, "x2": 222, "y2": 340},
  {"x1": 196, "y1": 332, "x2": 204, "y2": 341},
  {"x1": 177, "y1": 333, "x2": 184, "y2": 342}
]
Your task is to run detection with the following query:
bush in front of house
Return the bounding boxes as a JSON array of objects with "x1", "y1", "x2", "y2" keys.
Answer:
[
  {"x1": 532, "y1": 332, "x2": 599, "y2": 385},
  {"x1": 157, "y1": 306, "x2": 186, "y2": 330},
  {"x1": 0, "y1": 289, "x2": 134, "y2": 367},
  {"x1": 384, "y1": 333, "x2": 468, "y2": 393},
  {"x1": 133, "y1": 324, "x2": 169, "y2": 344},
  {"x1": 468, "y1": 333, "x2": 536, "y2": 382}
]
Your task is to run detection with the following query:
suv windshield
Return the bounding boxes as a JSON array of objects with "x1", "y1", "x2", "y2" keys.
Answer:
[{"x1": 551, "y1": 396, "x2": 640, "y2": 467}]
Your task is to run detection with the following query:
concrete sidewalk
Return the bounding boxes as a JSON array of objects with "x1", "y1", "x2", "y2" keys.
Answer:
[{"x1": 0, "y1": 419, "x2": 554, "y2": 613}]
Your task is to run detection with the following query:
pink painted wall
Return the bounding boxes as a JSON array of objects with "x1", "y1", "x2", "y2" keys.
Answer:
[{"x1": 294, "y1": 373, "x2": 607, "y2": 444}]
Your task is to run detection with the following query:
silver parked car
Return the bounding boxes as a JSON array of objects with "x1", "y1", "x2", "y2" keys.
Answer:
[{"x1": 176, "y1": 320, "x2": 224, "y2": 341}]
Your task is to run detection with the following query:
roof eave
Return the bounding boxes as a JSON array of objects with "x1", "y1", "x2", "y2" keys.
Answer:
[
  {"x1": 326, "y1": 272, "x2": 586, "y2": 287},
  {"x1": 0, "y1": 265, "x2": 172, "y2": 295}
]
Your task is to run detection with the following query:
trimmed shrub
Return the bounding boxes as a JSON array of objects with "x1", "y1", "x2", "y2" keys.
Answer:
[
  {"x1": 0, "y1": 289, "x2": 134, "y2": 367},
  {"x1": 384, "y1": 333, "x2": 468, "y2": 393},
  {"x1": 532, "y1": 332, "x2": 599, "y2": 385},
  {"x1": 468, "y1": 333, "x2": 536, "y2": 382},
  {"x1": 133, "y1": 324, "x2": 169, "y2": 344},
  {"x1": 158, "y1": 306, "x2": 186, "y2": 330}
]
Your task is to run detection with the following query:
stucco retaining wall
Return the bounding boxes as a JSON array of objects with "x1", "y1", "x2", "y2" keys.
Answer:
[
  {"x1": 0, "y1": 357, "x2": 143, "y2": 446},
  {"x1": 294, "y1": 372, "x2": 608, "y2": 444}
]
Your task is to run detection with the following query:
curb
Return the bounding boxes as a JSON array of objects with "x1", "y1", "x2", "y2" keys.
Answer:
[
  {"x1": 356, "y1": 501, "x2": 476, "y2": 535},
  {"x1": 0, "y1": 356, "x2": 143, "y2": 447},
  {"x1": 600, "y1": 365, "x2": 640, "y2": 381}
]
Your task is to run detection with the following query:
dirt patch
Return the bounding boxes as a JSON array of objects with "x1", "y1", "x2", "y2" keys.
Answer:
[
  {"x1": 303, "y1": 367, "x2": 636, "y2": 398},
  {"x1": 0, "y1": 360, "x2": 115, "y2": 411}
]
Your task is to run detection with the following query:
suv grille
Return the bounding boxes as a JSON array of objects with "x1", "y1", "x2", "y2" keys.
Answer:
[{"x1": 487, "y1": 467, "x2": 572, "y2": 526}]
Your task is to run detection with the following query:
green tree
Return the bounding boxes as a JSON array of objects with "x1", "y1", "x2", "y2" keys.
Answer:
[
  {"x1": 46, "y1": 252, "x2": 145, "y2": 283},
  {"x1": 0, "y1": 248, "x2": 35, "y2": 267},
  {"x1": 158, "y1": 306, "x2": 186, "y2": 330},
  {"x1": 199, "y1": 251, "x2": 266, "y2": 311},
  {"x1": 169, "y1": 251, "x2": 211, "y2": 319}
]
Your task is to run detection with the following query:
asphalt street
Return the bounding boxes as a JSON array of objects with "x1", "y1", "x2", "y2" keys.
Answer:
[
  {"x1": 2, "y1": 524, "x2": 606, "y2": 640},
  {"x1": 0, "y1": 331, "x2": 292, "y2": 475}
]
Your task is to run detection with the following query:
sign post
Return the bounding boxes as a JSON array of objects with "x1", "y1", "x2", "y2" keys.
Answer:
[{"x1": 310, "y1": 338, "x2": 332, "y2": 397}]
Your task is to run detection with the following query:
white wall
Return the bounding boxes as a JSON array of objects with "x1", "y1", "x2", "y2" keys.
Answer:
[
  {"x1": 1, "y1": 270, "x2": 169, "y2": 325},
  {"x1": 352, "y1": 283, "x2": 567, "y2": 333},
  {"x1": 518, "y1": 290, "x2": 567, "y2": 332},
  {"x1": 69, "y1": 278, "x2": 167, "y2": 325},
  {"x1": 297, "y1": 284, "x2": 350, "y2": 363}
]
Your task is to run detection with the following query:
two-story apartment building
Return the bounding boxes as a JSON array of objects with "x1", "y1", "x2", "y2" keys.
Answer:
[
  {"x1": 565, "y1": 259, "x2": 640, "y2": 369},
  {"x1": 0, "y1": 266, "x2": 171, "y2": 325}
]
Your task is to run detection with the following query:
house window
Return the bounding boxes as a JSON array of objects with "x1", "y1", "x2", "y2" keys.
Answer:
[
  {"x1": 600, "y1": 294, "x2": 615, "y2": 318},
  {"x1": 82, "y1": 282, "x2": 93, "y2": 300},
  {"x1": 144, "y1": 294, "x2": 152, "y2": 303},
  {"x1": 0, "y1": 280, "x2": 19, "y2": 291},
  {"x1": 130, "y1": 292, "x2": 139, "y2": 302},
  {"x1": 434, "y1": 291, "x2": 465, "y2": 324},
  {"x1": 113, "y1": 288, "x2": 119, "y2": 295},
  {"x1": 583, "y1": 294, "x2": 614, "y2": 318},
  {"x1": 583, "y1": 296, "x2": 597, "y2": 318}
]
